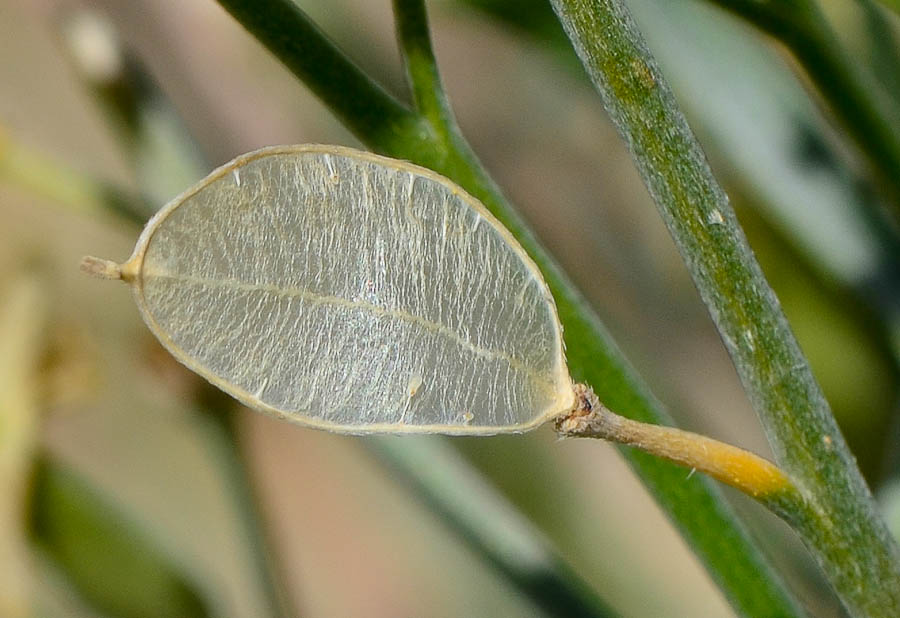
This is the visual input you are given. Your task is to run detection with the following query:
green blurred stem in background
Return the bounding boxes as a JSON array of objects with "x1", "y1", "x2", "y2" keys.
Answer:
[
  {"x1": 369, "y1": 436, "x2": 618, "y2": 618},
  {"x1": 705, "y1": 0, "x2": 900, "y2": 219},
  {"x1": 197, "y1": 400, "x2": 298, "y2": 618},
  {"x1": 549, "y1": 0, "x2": 900, "y2": 615},
  {"x1": 30, "y1": 456, "x2": 211, "y2": 618},
  {"x1": 214, "y1": 0, "x2": 806, "y2": 616},
  {"x1": 0, "y1": 127, "x2": 143, "y2": 226}
]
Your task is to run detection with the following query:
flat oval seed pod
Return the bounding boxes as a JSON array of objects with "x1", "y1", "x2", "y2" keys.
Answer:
[{"x1": 85, "y1": 145, "x2": 574, "y2": 434}]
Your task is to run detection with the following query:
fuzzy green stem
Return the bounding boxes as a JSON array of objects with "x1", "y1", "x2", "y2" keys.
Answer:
[
  {"x1": 549, "y1": 0, "x2": 900, "y2": 615},
  {"x1": 879, "y1": 0, "x2": 900, "y2": 17}
]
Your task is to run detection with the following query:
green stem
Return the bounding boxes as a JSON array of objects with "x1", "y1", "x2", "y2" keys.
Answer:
[
  {"x1": 213, "y1": 0, "x2": 427, "y2": 155},
  {"x1": 393, "y1": 0, "x2": 454, "y2": 135},
  {"x1": 549, "y1": 0, "x2": 900, "y2": 615},
  {"x1": 30, "y1": 456, "x2": 209, "y2": 618},
  {"x1": 856, "y1": 0, "x2": 900, "y2": 107},
  {"x1": 706, "y1": 0, "x2": 900, "y2": 217}
]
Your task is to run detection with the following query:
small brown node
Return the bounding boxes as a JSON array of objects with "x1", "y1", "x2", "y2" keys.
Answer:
[
  {"x1": 571, "y1": 383, "x2": 597, "y2": 416},
  {"x1": 554, "y1": 383, "x2": 600, "y2": 434}
]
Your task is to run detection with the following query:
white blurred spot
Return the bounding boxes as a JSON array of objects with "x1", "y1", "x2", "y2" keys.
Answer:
[
  {"x1": 707, "y1": 209, "x2": 724, "y2": 225},
  {"x1": 64, "y1": 11, "x2": 123, "y2": 83},
  {"x1": 408, "y1": 375, "x2": 423, "y2": 398}
]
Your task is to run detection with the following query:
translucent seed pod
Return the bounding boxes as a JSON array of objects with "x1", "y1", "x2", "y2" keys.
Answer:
[{"x1": 84, "y1": 145, "x2": 575, "y2": 434}]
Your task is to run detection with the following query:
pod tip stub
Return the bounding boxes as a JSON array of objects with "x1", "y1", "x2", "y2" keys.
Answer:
[{"x1": 80, "y1": 255, "x2": 126, "y2": 281}]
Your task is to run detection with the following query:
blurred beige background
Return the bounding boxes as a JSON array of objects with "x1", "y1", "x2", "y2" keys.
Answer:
[{"x1": 4, "y1": 0, "x2": 891, "y2": 616}]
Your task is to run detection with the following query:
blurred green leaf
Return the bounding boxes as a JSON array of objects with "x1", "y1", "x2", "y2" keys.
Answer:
[
  {"x1": 856, "y1": 0, "x2": 900, "y2": 106},
  {"x1": 873, "y1": 0, "x2": 900, "y2": 19},
  {"x1": 703, "y1": 0, "x2": 900, "y2": 220},
  {"x1": 30, "y1": 456, "x2": 210, "y2": 618}
]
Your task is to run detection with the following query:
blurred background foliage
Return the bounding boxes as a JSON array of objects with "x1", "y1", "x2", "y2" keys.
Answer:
[{"x1": 1, "y1": 0, "x2": 899, "y2": 616}]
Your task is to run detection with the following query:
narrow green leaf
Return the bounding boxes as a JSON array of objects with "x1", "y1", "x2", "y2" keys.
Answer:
[
  {"x1": 855, "y1": 0, "x2": 900, "y2": 107},
  {"x1": 197, "y1": 404, "x2": 299, "y2": 618}
]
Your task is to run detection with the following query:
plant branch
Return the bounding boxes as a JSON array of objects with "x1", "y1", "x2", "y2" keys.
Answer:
[
  {"x1": 705, "y1": 0, "x2": 900, "y2": 216},
  {"x1": 393, "y1": 0, "x2": 454, "y2": 134},
  {"x1": 549, "y1": 0, "x2": 900, "y2": 615},
  {"x1": 213, "y1": 0, "x2": 428, "y2": 155}
]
